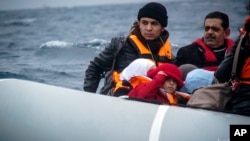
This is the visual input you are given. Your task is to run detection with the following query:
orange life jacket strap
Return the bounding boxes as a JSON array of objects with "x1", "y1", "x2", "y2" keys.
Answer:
[
  {"x1": 129, "y1": 76, "x2": 151, "y2": 88},
  {"x1": 176, "y1": 91, "x2": 191, "y2": 100},
  {"x1": 167, "y1": 93, "x2": 178, "y2": 105},
  {"x1": 129, "y1": 35, "x2": 172, "y2": 62}
]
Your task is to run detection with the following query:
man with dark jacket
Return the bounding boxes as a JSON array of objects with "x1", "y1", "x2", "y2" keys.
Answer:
[
  {"x1": 84, "y1": 2, "x2": 174, "y2": 94},
  {"x1": 175, "y1": 11, "x2": 234, "y2": 71},
  {"x1": 215, "y1": 16, "x2": 250, "y2": 116}
]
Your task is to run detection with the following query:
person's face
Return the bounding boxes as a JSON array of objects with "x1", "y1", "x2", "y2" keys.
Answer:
[
  {"x1": 162, "y1": 77, "x2": 177, "y2": 94},
  {"x1": 138, "y1": 17, "x2": 164, "y2": 40},
  {"x1": 203, "y1": 18, "x2": 230, "y2": 48}
]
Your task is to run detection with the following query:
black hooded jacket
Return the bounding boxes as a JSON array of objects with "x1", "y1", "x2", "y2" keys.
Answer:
[
  {"x1": 215, "y1": 38, "x2": 250, "y2": 82},
  {"x1": 215, "y1": 36, "x2": 250, "y2": 116},
  {"x1": 83, "y1": 24, "x2": 172, "y2": 94}
]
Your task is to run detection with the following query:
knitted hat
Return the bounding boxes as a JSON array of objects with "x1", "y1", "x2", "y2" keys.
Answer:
[
  {"x1": 183, "y1": 69, "x2": 214, "y2": 94},
  {"x1": 179, "y1": 64, "x2": 198, "y2": 80},
  {"x1": 147, "y1": 63, "x2": 184, "y2": 89},
  {"x1": 137, "y1": 2, "x2": 168, "y2": 27}
]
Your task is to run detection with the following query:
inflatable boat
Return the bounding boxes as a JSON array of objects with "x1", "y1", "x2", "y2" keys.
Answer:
[{"x1": 0, "y1": 79, "x2": 249, "y2": 141}]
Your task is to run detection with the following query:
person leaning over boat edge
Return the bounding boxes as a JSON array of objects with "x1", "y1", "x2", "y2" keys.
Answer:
[
  {"x1": 214, "y1": 16, "x2": 250, "y2": 116},
  {"x1": 83, "y1": 2, "x2": 175, "y2": 94},
  {"x1": 175, "y1": 11, "x2": 234, "y2": 71}
]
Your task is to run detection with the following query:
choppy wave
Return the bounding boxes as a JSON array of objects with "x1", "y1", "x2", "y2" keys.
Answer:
[
  {"x1": 39, "y1": 39, "x2": 108, "y2": 49},
  {"x1": 35, "y1": 42, "x2": 100, "y2": 63},
  {"x1": 75, "y1": 39, "x2": 109, "y2": 49},
  {"x1": 0, "y1": 0, "x2": 247, "y2": 91},
  {"x1": 36, "y1": 39, "x2": 109, "y2": 61},
  {"x1": 3, "y1": 18, "x2": 37, "y2": 26},
  {"x1": 40, "y1": 40, "x2": 72, "y2": 48},
  {"x1": 0, "y1": 71, "x2": 29, "y2": 80}
]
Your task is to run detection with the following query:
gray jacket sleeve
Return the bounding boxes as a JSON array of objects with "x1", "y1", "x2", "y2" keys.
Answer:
[
  {"x1": 215, "y1": 38, "x2": 248, "y2": 83},
  {"x1": 214, "y1": 46, "x2": 235, "y2": 83},
  {"x1": 83, "y1": 37, "x2": 123, "y2": 93}
]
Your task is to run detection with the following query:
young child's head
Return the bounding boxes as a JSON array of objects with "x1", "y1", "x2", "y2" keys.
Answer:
[
  {"x1": 120, "y1": 58, "x2": 156, "y2": 81},
  {"x1": 162, "y1": 76, "x2": 178, "y2": 94},
  {"x1": 178, "y1": 64, "x2": 198, "y2": 80},
  {"x1": 183, "y1": 69, "x2": 215, "y2": 94},
  {"x1": 147, "y1": 63, "x2": 184, "y2": 93}
]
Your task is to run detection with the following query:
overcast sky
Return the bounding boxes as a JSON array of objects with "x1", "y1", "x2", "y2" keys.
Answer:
[{"x1": 0, "y1": 0, "x2": 149, "y2": 10}]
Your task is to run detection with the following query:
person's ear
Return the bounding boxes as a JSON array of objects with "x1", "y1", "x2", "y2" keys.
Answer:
[{"x1": 224, "y1": 28, "x2": 230, "y2": 37}]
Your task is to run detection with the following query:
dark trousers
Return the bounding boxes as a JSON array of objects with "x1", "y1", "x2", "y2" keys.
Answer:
[{"x1": 226, "y1": 84, "x2": 250, "y2": 116}]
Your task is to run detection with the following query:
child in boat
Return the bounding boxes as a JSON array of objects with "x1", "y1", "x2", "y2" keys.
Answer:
[
  {"x1": 181, "y1": 68, "x2": 218, "y2": 94},
  {"x1": 128, "y1": 63, "x2": 190, "y2": 105},
  {"x1": 112, "y1": 58, "x2": 156, "y2": 96}
]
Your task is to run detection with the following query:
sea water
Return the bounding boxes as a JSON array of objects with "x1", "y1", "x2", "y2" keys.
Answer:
[{"x1": 0, "y1": 0, "x2": 248, "y2": 91}]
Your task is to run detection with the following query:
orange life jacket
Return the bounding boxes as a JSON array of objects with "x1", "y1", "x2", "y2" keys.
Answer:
[
  {"x1": 240, "y1": 57, "x2": 250, "y2": 85},
  {"x1": 193, "y1": 38, "x2": 234, "y2": 71},
  {"x1": 112, "y1": 35, "x2": 173, "y2": 94},
  {"x1": 166, "y1": 92, "x2": 190, "y2": 105},
  {"x1": 113, "y1": 76, "x2": 151, "y2": 96},
  {"x1": 129, "y1": 35, "x2": 173, "y2": 66},
  {"x1": 166, "y1": 93, "x2": 178, "y2": 105}
]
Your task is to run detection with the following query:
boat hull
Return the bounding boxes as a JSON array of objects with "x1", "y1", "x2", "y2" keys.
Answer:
[{"x1": 0, "y1": 79, "x2": 249, "y2": 141}]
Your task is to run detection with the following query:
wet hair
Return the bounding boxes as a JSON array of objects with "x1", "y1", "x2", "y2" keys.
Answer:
[{"x1": 204, "y1": 11, "x2": 229, "y2": 29}]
